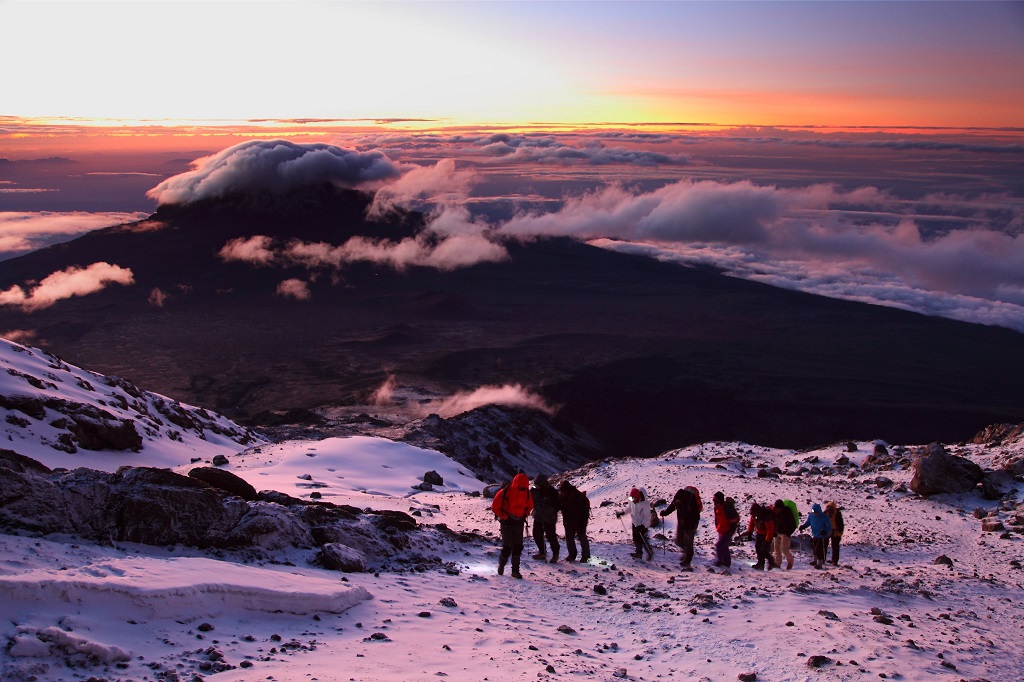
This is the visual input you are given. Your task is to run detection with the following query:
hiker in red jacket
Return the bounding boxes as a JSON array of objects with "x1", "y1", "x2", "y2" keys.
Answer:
[
  {"x1": 713, "y1": 492, "x2": 740, "y2": 568},
  {"x1": 491, "y1": 473, "x2": 534, "y2": 579}
]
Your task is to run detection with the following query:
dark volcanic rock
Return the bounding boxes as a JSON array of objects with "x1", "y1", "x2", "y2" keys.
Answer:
[
  {"x1": 909, "y1": 443, "x2": 983, "y2": 495},
  {"x1": 0, "y1": 453, "x2": 432, "y2": 563},
  {"x1": 189, "y1": 466, "x2": 259, "y2": 500}
]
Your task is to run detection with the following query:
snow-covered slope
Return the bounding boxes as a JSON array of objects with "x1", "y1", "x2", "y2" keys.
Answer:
[
  {"x1": 3, "y1": 433, "x2": 1023, "y2": 681},
  {"x1": 0, "y1": 339, "x2": 263, "y2": 470}
]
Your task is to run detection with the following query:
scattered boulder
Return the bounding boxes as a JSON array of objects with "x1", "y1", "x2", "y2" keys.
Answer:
[
  {"x1": 981, "y1": 519, "x2": 1006, "y2": 533},
  {"x1": 807, "y1": 655, "x2": 832, "y2": 669},
  {"x1": 909, "y1": 443, "x2": 983, "y2": 495},
  {"x1": 846, "y1": 441, "x2": 858, "y2": 452},
  {"x1": 981, "y1": 470, "x2": 1017, "y2": 500},
  {"x1": 423, "y1": 470, "x2": 444, "y2": 486},
  {"x1": 934, "y1": 555, "x2": 954, "y2": 567},
  {"x1": 189, "y1": 467, "x2": 258, "y2": 501},
  {"x1": 212, "y1": 454, "x2": 230, "y2": 467},
  {"x1": 318, "y1": 543, "x2": 368, "y2": 572}
]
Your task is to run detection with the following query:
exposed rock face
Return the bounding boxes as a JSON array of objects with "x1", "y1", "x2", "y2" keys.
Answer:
[
  {"x1": 909, "y1": 443, "x2": 984, "y2": 495},
  {"x1": 0, "y1": 451, "x2": 424, "y2": 568},
  {"x1": 318, "y1": 543, "x2": 368, "y2": 572},
  {"x1": 189, "y1": 466, "x2": 258, "y2": 500}
]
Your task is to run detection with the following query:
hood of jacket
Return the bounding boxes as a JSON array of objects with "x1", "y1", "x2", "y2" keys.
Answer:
[
  {"x1": 513, "y1": 473, "x2": 530, "y2": 491},
  {"x1": 812, "y1": 503, "x2": 823, "y2": 513}
]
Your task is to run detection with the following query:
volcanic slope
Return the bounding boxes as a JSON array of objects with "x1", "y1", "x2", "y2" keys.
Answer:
[{"x1": 0, "y1": 185, "x2": 1022, "y2": 455}]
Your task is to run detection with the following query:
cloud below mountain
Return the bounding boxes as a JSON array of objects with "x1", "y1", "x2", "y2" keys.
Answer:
[
  {"x1": 420, "y1": 384, "x2": 556, "y2": 418},
  {"x1": 0, "y1": 212, "x2": 148, "y2": 260},
  {"x1": 0, "y1": 262, "x2": 134, "y2": 311}
]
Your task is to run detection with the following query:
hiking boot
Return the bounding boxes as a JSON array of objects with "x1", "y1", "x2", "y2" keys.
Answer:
[
  {"x1": 752, "y1": 562, "x2": 765, "y2": 570},
  {"x1": 644, "y1": 550, "x2": 654, "y2": 561},
  {"x1": 531, "y1": 552, "x2": 546, "y2": 560},
  {"x1": 549, "y1": 556, "x2": 559, "y2": 564},
  {"x1": 630, "y1": 552, "x2": 642, "y2": 559},
  {"x1": 498, "y1": 563, "x2": 505, "y2": 576},
  {"x1": 786, "y1": 561, "x2": 794, "y2": 570},
  {"x1": 580, "y1": 555, "x2": 590, "y2": 563},
  {"x1": 511, "y1": 569, "x2": 523, "y2": 579},
  {"x1": 566, "y1": 555, "x2": 577, "y2": 563}
]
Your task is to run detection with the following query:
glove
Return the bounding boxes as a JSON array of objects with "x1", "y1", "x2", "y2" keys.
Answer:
[
  {"x1": 634, "y1": 524, "x2": 646, "y2": 532},
  {"x1": 659, "y1": 509, "x2": 669, "y2": 517},
  {"x1": 615, "y1": 511, "x2": 625, "y2": 518}
]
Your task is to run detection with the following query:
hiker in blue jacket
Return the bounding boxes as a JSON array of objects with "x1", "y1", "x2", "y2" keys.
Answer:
[{"x1": 799, "y1": 503, "x2": 833, "y2": 569}]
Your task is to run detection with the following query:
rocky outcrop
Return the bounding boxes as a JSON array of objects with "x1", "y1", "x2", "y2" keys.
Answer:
[
  {"x1": 0, "y1": 451, "x2": 425, "y2": 569},
  {"x1": 189, "y1": 466, "x2": 258, "y2": 500},
  {"x1": 909, "y1": 443, "x2": 984, "y2": 495}
]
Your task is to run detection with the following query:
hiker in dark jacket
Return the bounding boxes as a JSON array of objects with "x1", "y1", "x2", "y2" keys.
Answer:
[
  {"x1": 531, "y1": 474, "x2": 561, "y2": 563},
  {"x1": 825, "y1": 501, "x2": 845, "y2": 566},
  {"x1": 559, "y1": 481, "x2": 591, "y2": 563},
  {"x1": 799, "y1": 503, "x2": 833, "y2": 569},
  {"x1": 660, "y1": 485, "x2": 702, "y2": 570},
  {"x1": 743, "y1": 503, "x2": 775, "y2": 571},
  {"x1": 772, "y1": 499, "x2": 797, "y2": 570}
]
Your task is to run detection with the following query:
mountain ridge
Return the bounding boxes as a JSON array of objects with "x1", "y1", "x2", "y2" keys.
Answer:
[{"x1": 0, "y1": 185, "x2": 1022, "y2": 455}]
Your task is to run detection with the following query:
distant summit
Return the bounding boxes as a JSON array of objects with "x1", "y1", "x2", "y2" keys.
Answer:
[{"x1": 0, "y1": 183, "x2": 1022, "y2": 456}]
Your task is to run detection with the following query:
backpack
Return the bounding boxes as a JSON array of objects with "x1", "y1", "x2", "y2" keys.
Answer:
[
  {"x1": 499, "y1": 481, "x2": 532, "y2": 519},
  {"x1": 685, "y1": 486, "x2": 703, "y2": 514},
  {"x1": 783, "y1": 499, "x2": 800, "y2": 526}
]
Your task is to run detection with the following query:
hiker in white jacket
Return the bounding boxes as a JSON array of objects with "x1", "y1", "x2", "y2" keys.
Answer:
[{"x1": 627, "y1": 486, "x2": 654, "y2": 560}]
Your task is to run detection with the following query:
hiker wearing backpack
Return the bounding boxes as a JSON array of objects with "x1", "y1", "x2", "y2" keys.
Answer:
[
  {"x1": 825, "y1": 501, "x2": 845, "y2": 566},
  {"x1": 799, "y1": 503, "x2": 833, "y2": 569},
  {"x1": 626, "y1": 486, "x2": 654, "y2": 560},
  {"x1": 660, "y1": 485, "x2": 702, "y2": 571},
  {"x1": 713, "y1": 492, "x2": 739, "y2": 568},
  {"x1": 531, "y1": 474, "x2": 561, "y2": 563},
  {"x1": 491, "y1": 473, "x2": 534, "y2": 579},
  {"x1": 742, "y1": 503, "x2": 775, "y2": 570},
  {"x1": 559, "y1": 481, "x2": 591, "y2": 563},
  {"x1": 772, "y1": 499, "x2": 797, "y2": 570}
]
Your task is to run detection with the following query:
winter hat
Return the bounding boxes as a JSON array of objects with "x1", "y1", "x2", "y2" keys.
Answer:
[
  {"x1": 713, "y1": 491, "x2": 725, "y2": 504},
  {"x1": 629, "y1": 488, "x2": 642, "y2": 501}
]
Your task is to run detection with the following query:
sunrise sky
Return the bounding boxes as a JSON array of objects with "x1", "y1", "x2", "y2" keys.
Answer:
[
  {"x1": 3, "y1": 1, "x2": 1024, "y2": 334},
  {"x1": 3, "y1": 0, "x2": 1023, "y2": 133}
]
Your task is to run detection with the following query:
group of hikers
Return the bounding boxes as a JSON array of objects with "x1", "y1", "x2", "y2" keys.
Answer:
[{"x1": 491, "y1": 473, "x2": 845, "y2": 578}]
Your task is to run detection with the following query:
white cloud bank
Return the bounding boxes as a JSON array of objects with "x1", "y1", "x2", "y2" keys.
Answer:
[
  {"x1": 0, "y1": 212, "x2": 149, "y2": 259},
  {"x1": 146, "y1": 140, "x2": 402, "y2": 205},
  {"x1": 0, "y1": 263, "x2": 135, "y2": 311}
]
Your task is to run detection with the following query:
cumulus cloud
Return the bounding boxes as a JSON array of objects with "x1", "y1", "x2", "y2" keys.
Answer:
[
  {"x1": 148, "y1": 288, "x2": 168, "y2": 308},
  {"x1": 146, "y1": 140, "x2": 402, "y2": 206},
  {"x1": 422, "y1": 384, "x2": 556, "y2": 418},
  {"x1": 219, "y1": 235, "x2": 277, "y2": 265},
  {"x1": 0, "y1": 211, "x2": 149, "y2": 259},
  {"x1": 276, "y1": 278, "x2": 311, "y2": 300},
  {"x1": 0, "y1": 262, "x2": 134, "y2": 311},
  {"x1": 497, "y1": 179, "x2": 850, "y2": 244},
  {"x1": 368, "y1": 158, "x2": 476, "y2": 218}
]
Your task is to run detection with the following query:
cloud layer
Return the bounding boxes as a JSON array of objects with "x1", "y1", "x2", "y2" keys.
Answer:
[
  {"x1": 0, "y1": 212, "x2": 148, "y2": 260},
  {"x1": 146, "y1": 140, "x2": 402, "y2": 205},
  {"x1": 0, "y1": 263, "x2": 135, "y2": 311},
  {"x1": 501, "y1": 179, "x2": 1024, "y2": 330}
]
